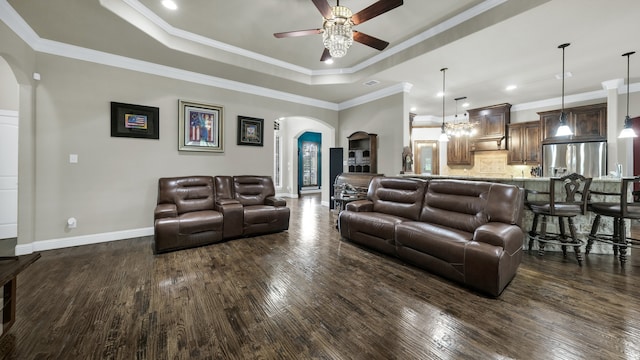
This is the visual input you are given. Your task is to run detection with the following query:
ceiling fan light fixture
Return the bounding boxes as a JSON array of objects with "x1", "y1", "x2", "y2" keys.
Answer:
[{"x1": 322, "y1": 6, "x2": 353, "y2": 58}]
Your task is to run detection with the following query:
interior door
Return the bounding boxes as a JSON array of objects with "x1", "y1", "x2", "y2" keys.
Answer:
[
  {"x1": 413, "y1": 140, "x2": 439, "y2": 175},
  {"x1": 0, "y1": 110, "x2": 18, "y2": 239}
]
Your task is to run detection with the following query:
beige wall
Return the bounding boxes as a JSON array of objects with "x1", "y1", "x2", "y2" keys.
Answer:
[
  {"x1": 0, "y1": 57, "x2": 18, "y2": 110},
  {"x1": 0, "y1": 18, "x2": 345, "y2": 251},
  {"x1": 339, "y1": 92, "x2": 406, "y2": 176},
  {"x1": 29, "y1": 54, "x2": 339, "y2": 243}
]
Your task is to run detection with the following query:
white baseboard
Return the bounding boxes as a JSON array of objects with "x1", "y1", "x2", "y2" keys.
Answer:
[{"x1": 15, "y1": 227, "x2": 154, "y2": 255}]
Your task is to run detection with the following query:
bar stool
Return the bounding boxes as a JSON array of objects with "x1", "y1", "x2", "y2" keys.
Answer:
[
  {"x1": 525, "y1": 173, "x2": 592, "y2": 265},
  {"x1": 587, "y1": 176, "x2": 640, "y2": 265}
]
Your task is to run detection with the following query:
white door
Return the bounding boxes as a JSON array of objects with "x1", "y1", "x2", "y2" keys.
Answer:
[{"x1": 0, "y1": 110, "x2": 18, "y2": 239}]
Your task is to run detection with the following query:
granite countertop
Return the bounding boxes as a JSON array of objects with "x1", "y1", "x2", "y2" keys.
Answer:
[{"x1": 400, "y1": 174, "x2": 626, "y2": 183}]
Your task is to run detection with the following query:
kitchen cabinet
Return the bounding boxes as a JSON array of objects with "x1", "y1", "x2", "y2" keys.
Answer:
[
  {"x1": 447, "y1": 135, "x2": 473, "y2": 166},
  {"x1": 468, "y1": 103, "x2": 511, "y2": 151},
  {"x1": 508, "y1": 121, "x2": 541, "y2": 165},
  {"x1": 347, "y1": 131, "x2": 377, "y2": 173},
  {"x1": 539, "y1": 103, "x2": 607, "y2": 143}
]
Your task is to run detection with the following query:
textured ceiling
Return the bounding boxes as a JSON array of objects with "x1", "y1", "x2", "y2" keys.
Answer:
[{"x1": 6, "y1": 0, "x2": 640, "y2": 119}]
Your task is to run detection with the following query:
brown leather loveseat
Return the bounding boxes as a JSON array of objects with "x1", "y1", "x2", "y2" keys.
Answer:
[
  {"x1": 339, "y1": 177, "x2": 524, "y2": 296},
  {"x1": 154, "y1": 175, "x2": 289, "y2": 254}
]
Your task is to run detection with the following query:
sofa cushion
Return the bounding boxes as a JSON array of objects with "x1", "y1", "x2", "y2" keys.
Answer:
[
  {"x1": 243, "y1": 205, "x2": 290, "y2": 236},
  {"x1": 368, "y1": 177, "x2": 427, "y2": 221},
  {"x1": 339, "y1": 211, "x2": 406, "y2": 256},
  {"x1": 158, "y1": 176, "x2": 215, "y2": 215},
  {"x1": 419, "y1": 180, "x2": 491, "y2": 233},
  {"x1": 395, "y1": 221, "x2": 472, "y2": 265},
  {"x1": 234, "y1": 176, "x2": 276, "y2": 206},
  {"x1": 178, "y1": 210, "x2": 223, "y2": 234}
]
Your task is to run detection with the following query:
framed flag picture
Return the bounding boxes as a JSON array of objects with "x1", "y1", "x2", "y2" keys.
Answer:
[
  {"x1": 110, "y1": 102, "x2": 159, "y2": 139},
  {"x1": 237, "y1": 116, "x2": 264, "y2": 147},
  {"x1": 178, "y1": 100, "x2": 224, "y2": 152}
]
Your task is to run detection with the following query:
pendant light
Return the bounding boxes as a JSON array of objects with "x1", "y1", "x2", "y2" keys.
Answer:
[
  {"x1": 438, "y1": 67, "x2": 449, "y2": 142},
  {"x1": 619, "y1": 51, "x2": 637, "y2": 138},
  {"x1": 555, "y1": 43, "x2": 573, "y2": 137}
]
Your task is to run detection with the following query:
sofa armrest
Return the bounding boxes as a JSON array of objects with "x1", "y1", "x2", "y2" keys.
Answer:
[
  {"x1": 265, "y1": 196, "x2": 287, "y2": 207},
  {"x1": 345, "y1": 200, "x2": 373, "y2": 212},
  {"x1": 473, "y1": 222, "x2": 524, "y2": 255},
  {"x1": 154, "y1": 204, "x2": 177, "y2": 219},
  {"x1": 215, "y1": 198, "x2": 240, "y2": 208},
  {"x1": 215, "y1": 200, "x2": 243, "y2": 238}
]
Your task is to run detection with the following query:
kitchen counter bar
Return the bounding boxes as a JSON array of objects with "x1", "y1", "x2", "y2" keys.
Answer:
[{"x1": 403, "y1": 174, "x2": 628, "y2": 254}]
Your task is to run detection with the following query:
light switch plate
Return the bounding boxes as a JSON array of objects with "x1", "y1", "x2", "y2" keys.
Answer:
[{"x1": 69, "y1": 154, "x2": 78, "y2": 163}]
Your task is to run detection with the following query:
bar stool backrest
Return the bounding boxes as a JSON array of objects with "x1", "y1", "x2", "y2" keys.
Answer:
[
  {"x1": 621, "y1": 176, "x2": 640, "y2": 218},
  {"x1": 549, "y1": 173, "x2": 592, "y2": 216}
]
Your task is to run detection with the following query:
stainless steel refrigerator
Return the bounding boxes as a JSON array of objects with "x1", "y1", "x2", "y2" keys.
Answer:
[{"x1": 542, "y1": 141, "x2": 607, "y2": 178}]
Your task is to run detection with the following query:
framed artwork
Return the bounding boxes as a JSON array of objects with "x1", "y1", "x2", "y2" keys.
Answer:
[
  {"x1": 237, "y1": 116, "x2": 264, "y2": 147},
  {"x1": 178, "y1": 100, "x2": 224, "y2": 152},
  {"x1": 110, "y1": 102, "x2": 159, "y2": 139}
]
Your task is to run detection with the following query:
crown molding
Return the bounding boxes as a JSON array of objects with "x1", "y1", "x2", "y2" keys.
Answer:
[{"x1": 339, "y1": 82, "x2": 412, "y2": 110}]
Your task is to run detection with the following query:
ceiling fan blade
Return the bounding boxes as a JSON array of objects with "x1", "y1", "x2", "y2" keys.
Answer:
[
  {"x1": 320, "y1": 48, "x2": 332, "y2": 62},
  {"x1": 351, "y1": 0, "x2": 403, "y2": 25},
  {"x1": 312, "y1": 0, "x2": 334, "y2": 19},
  {"x1": 353, "y1": 31, "x2": 389, "y2": 51},
  {"x1": 274, "y1": 29, "x2": 322, "y2": 38}
]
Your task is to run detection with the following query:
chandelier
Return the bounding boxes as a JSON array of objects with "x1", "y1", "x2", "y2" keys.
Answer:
[
  {"x1": 322, "y1": 5, "x2": 354, "y2": 58},
  {"x1": 444, "y1": 96, "x2": 478, "y2": 137}
]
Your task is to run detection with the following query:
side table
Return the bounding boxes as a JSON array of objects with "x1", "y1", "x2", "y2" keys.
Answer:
[
  {"x1": 0, "y1": 252, "x2": 41, "y2": 338},
  {"x1": 331, "y1": 194, "x2": 366, "y2": 229}
]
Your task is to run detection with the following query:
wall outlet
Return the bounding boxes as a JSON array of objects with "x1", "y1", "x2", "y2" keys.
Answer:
[{"x1": 67, "y1": 217, "x2": 77, "y2": 229}]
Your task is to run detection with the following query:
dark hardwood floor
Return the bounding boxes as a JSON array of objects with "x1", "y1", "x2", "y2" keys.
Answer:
[{"x1": 1, "y1": 194, "x2": 639, "y2": 359}]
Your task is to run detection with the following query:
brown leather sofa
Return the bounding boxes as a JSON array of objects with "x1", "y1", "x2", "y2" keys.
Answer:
[
  {"x1": 339, "y1": 177, "x2": 524, "y2": 296},
  {"x1": 154, "y1": 175, "x2": 289, "y2": 253}
]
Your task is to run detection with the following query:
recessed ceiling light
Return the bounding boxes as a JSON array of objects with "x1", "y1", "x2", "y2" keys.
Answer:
[
  {"x1": 506, "y1": 85, "x2": 517, "y2": 91},
  {"x1": 162, "y1": 0, "x2": 177, "y2": 10},
  {"x1": 324, "y1": 58, "x2": 334, "y2": 65},
  {"x1": 555, "y1": 71, "x2": 572, "y2": 80},
  {"x1": 436, "y1": 91, "x2": 444, "y2": 97},
  {"x1": 462, "y1": 102, "x2": 470, "y2": 108},
  {"x1": 410, "y1": 107, "x2": 417, "y2": 112}
]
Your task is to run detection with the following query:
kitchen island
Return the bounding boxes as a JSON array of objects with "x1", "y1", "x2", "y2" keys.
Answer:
[{"x1": 403, "y1": 174, "x2": 628, "y2": 255}]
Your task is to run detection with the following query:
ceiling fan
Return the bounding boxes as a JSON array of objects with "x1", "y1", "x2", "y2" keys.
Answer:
[{"x1": 273, "y1": 0, "x2": 404, "y2": 61}]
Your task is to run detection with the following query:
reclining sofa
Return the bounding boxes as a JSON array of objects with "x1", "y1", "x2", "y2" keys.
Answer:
[
  {"x1": 338, "y1": 177, "x2": 524, "y2": 296},
  {"x1": 154, "y1": 175, "x2": 289, "y2": 254}
]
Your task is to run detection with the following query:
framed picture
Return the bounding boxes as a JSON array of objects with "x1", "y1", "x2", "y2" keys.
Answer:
[
  {"x1": 237, "y1": 116, "x2": 264, "y2": 147},
  {"x1": 178, "y1": 100, "x2": 224, "y2": 152},
  {"x1": 110, "y1": 102, "x2": 159, "y2": 139}
]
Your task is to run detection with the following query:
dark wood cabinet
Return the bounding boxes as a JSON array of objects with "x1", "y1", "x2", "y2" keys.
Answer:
[
  {"x1": 508, "y1": 121, "x2": 541, "y2": 165},
  {"x1": 468, "y1": 103, "x2": 511, "y2": 151},
  {"x1": 347, "y1": 131, "x2": 377, "y2": 173},
  {"x1": 447, "y1": 135, "x2": 473, "y2": 166},
  {"x1": 540, "y1": 103, "x2": 607, "y2": 143}
]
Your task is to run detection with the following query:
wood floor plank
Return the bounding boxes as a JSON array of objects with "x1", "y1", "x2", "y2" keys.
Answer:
[{"x1": 1, "y1": 194, "x2": 639, "y2": 359}]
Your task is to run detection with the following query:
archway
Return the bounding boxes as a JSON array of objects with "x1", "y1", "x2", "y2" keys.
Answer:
[{"x1": 274, "y1": 116, "x2": 336, "y2": 206}]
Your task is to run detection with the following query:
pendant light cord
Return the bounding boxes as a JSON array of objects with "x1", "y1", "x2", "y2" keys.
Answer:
[
  {"x1": 562, "y1": 46, "x2": 565, "y2": 112},
  {"x1": 626, "y1": 52, "x2": 631, "y2": 118},
  {"x1": 441, "y1": 67, "x2": 447, "y2": 127},
  {"x1": 558, "y1": 43, "x2": 570, "y2": 113}
]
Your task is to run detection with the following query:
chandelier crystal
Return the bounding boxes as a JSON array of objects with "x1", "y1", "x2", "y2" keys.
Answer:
[
  {"x1": 322, "y1": 6, "x2": 354, "y2": 58},
  {"x1": 445, "y1": 96, "x2": 478, "y2": 137}
]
